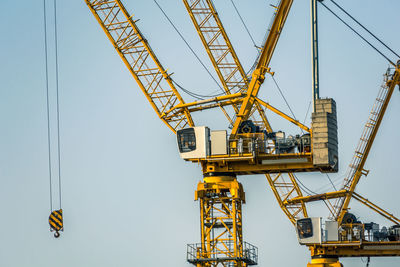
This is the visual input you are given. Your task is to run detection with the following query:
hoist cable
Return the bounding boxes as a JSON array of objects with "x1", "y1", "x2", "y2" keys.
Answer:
[
  {"x1": 329, "y1": 0, "x2": 400, "y2": 59},
  {"x1": 319, "y1": 1, "x2": 395, "y2": 66},
  {"x1": 43, "y1": 0, "x2": 53, "y2": 213},
  {"x1": 325, "y1": 173, "x2": 337, "y2": 191},
  {"x1": 230, "y1": 0, "x2": 259, "y2": 49},
  {"x1": 295, "y1": 173, "x2": 334, "y2": 215},
  {"x1": 271, "y1": 75, "x2": 299, "y2": 122},
  {"x1": 294, "y1": 174, "x2": 317, "y2": 196},
  {"x1": 53, "y1": 0, "x2": 62, "y2": 209},
  {"x1": 303, "y1": 101, "x2": 311, "y2": 125},
  {"x1": 173, "y1": 80, "x2": 225, "y2": 100},
  {"x1": 153, "y1": 0, "x2": 225, "y2": 94}
]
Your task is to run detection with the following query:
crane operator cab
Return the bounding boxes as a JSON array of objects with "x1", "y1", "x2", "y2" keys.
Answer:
[
  {"x1": 296, "y1": 218, "x2": 323, "y2": 244},
  {"x1": 177, "y1": 126, "x2": 210, "y2": 159}
]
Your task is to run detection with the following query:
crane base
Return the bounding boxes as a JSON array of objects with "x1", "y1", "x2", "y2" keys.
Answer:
[{"x1": 307, "y1": 257, "x2": 343, "y2": 267}]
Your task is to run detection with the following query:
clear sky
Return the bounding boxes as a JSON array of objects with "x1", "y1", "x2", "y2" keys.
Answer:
[{"x1": 1, "y1": 0, "x2": 400, "y2": 266}]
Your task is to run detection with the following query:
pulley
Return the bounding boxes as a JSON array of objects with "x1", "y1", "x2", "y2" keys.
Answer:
[{"x1": 49, "y1": 209, "x2": 63, "y2": 238}]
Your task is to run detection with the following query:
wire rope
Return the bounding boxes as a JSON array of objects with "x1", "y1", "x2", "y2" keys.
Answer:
[
  {"x1": 271, "y1": 75, "x2": 298, "y2": 121},
  {"x1": 271, "y1": 75, "x2": 305, "y2": 135},
  {"x1": 328, "y1": 0, "x2": 400, "y2": 59},
  {"x1": 153, "y1": 0, "x2": 225, "y2": 94},
  {"x1": 325, "y1": 173, "x2": 337, "y2": 191},
  {"x1": 294, "y1": 174, "x2": 317, "y2": 196},
  {"x1": 53, "y1": 0, "x2": 62, "y2": 209},
  {"x1": 320, "y1": 1, "x2": 395, "y2": 66},
  {"x1": 229, "y1": 0, "x2": 259, "y2": 49},
  {"x1": 43, "y1": 0, "x2": 53, "y2": 213},
  {"x1": 43, "y1": 0, "x2": 63, "y2": 211},
  {"x1": 303, "y1": 101, "x2": 311, "y2": 125}
]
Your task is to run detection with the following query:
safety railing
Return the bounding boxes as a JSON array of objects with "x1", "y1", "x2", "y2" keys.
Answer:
[
  {"x1": 227, "y1": 134, "x2": 311, "y2": 156},
  {"x1": 187, "y1": 241, "x2": 258, "y2": 265}
]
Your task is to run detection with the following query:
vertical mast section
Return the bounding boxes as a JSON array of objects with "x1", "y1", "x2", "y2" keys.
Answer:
[
  {"x1": 311, "y1": 0, "x2": 320, "y2": 112},
  {"x1": 85, "y1": 0, "x2": 194, "y2": 133},
  {"x1": 187, "y1": 176, "x2": 258, "y2": 266}
]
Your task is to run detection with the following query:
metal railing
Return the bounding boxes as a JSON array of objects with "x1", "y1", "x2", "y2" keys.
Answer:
[
  {"x1": 187, "y1": 241, "x2": 258, "y2": 265},
  {"x1": 227, "y1": 135, "x2": 310, "y2": 156}
]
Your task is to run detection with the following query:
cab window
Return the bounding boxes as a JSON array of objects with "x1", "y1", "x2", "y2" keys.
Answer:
[
  {"x1": 297, "y1": 218, "x2": 313, "y2": 239},
  {"x1": 177, "y1": 128, "x2": 196, "y2": 153}
]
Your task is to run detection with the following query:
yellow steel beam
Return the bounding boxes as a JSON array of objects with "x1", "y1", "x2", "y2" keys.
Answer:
[
  {"x1": 309, "y1": 241, "x2": 400, "y2": 258},
  {"x1": 335, "y1": 65, "x2": 400, "y2": 223},
  {"x1": 285, "y1": 190, "x2": 348, "y2": 205},
  {"x1": 85, "y1": 0, "x2": 194, "y2": 133},
  {"x1": 352, "y1": 192, "x2": 400, "y2": 225},
  {"x1": 164, "y1": 92, "x2": 244, "y2": 114},
  {"x1": 182, "y1": 0, "x2": 273, "y2": 133},
  {"x1": 256, "y1": 97, "x2": 311, "y2": 132},
  {"x1": 188, "y1": 98, "x2": 244, "y2": 113},
  {"x1": 182, "y1": 0, "x2": 249, "y2": 96},
  {"x1": 230, "y1": 0, "x2": 293, "y2": 137},
  {"x1": 266, "y1": 173, "x2": 308, "y2": 225}
]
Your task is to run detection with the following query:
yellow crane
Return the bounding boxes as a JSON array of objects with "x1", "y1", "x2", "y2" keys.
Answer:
[
  {"x1": 84, "y1": 0, "x2": 400, "y2": 266},
  {"x1": 290, "y1": 63, "x2": 400, "y2": 266}
]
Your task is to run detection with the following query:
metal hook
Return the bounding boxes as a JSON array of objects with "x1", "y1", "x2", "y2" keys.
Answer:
[{"x1": 54, "y1": 231, "x2": 60, "y2": 238}]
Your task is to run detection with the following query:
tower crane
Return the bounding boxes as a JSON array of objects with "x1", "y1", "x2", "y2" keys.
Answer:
[
  {"x1": 288, "y1": 63, "x2": 400, "y2": 266},
  {"x1": 84, "y1": 0, "x2": 400, "y2": 266}
]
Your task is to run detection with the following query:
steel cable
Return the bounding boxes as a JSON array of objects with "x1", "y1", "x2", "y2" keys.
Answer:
[
  {"x1": 329, "y1": 0, "x2": 400, "y2": 59},
  {"x1": 320, "y1": 1, "x2": 395, "y2": 66},
  {"x1": 54, "y1": 0, "x2": 62, "y2": 209},
  {"x1": 229, "y1": 0, "x2": 259, "y2": 49},
  {"x1": 43, "y1": 0, "x2": 53, "y2": 213},
  {"x1": 153, "y1": 0, "x2": 225, "y2": 95}
]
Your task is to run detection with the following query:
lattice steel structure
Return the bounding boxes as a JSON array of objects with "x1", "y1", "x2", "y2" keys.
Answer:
[
  {"x1": 188, "y1": 176, "x2": 257, "y2": 266},
  {"x1": 85, "y1": 0, "x2": 194, "y2": 132}
]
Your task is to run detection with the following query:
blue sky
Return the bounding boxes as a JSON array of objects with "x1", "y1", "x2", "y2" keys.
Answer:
[{"x1": 1, "y1": 0, "x2": 400, "y2": 266}]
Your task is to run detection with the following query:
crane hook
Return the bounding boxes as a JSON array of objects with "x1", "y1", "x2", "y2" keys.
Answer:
[
  {"x1": 49, "y1": 209, "x2": 63, "y2": 238},
  {"x1": 54, "y1": 231, "x2": 60, "y2": 238}
]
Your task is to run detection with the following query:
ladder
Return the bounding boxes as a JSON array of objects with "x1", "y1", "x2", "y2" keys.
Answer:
[{"x1": 332, "y1": 67, "x2": 396, "y2": 219}]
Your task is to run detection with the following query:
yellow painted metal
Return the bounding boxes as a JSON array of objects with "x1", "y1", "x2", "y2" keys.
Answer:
[
  {"x1": 307, "y1": 257, "x2": 342, "y2": 267},
  {"x1": 286, "y1": 190, "x2": 348, "y2": 205},
  {"x1": 182, "y1": 0, "x2": 312, "y2": 228},
  {"x1": 165, "y1": 92, "x2": 244, "y2": 114},
  {"x1": 191, "y1": 176, "x2": 256, "y2": 266},
  {"x1": 351, "y1": 192, "x2": 400, "y2": 225},
  {"x1": 182, "y1": 0, "x2": 249, "y2": 97},
  {"x1": 86, "y1": 0, "x2": 308, "y2": 248},
  {"x1": 230, "y1": 0, "x2": 294, "y2": 137},
  {"x1": 266, "y1": 173, "x2": 308, "y2": 225},
  {"x1": 256, "y1": 98, "x2": 311, "y2": 133},
  {"x1": 85, "y1": 0, "x2": 400, "y2": 265},
  {"x1": 48, "y1": 209, "x2": 63, "y2": 232},
  {"x1": 85, "y1": 0, "x2": 194, "y2": 133},
  {"x1": 333, "y1": 66, "x2": 400, "y2": 223},
  {"x1": 182, "y1": 0, "x2": 273, "y2": 133},
  {"x1": 308, "y1": 241, "x2": 400, "y2": 258},
  {"x1": 200, "y1": 153, "x2": 315, "y2": 175}
]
